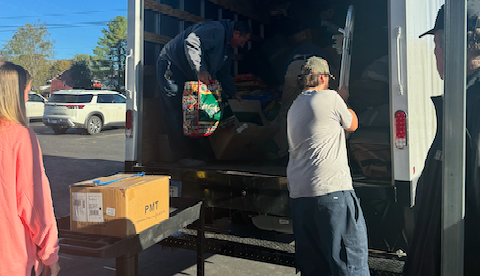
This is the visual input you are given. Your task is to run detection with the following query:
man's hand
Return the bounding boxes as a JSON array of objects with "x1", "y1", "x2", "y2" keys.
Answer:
[
  {"x1": 337, "y1": 87, "x2": 350, "y2": 102},
  {"x1": 233, "y1": 94, "x2": 243, "y2": 103},
  {"x1": 198, "y1": 71, "x2": 212, "y2": 84}
]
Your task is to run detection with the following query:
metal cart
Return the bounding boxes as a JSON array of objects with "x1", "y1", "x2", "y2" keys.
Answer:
[{"x1": 57, "y1": 198, "x2": 205, "y2": 276}]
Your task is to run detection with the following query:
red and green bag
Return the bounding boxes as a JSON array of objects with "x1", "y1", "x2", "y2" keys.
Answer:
[{"x1": 183, "y1": 81, "x2": 223, "y2": 137}]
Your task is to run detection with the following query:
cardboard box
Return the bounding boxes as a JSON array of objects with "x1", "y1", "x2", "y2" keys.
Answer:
[
  {"x1": 209, "y1": 100, "x2": 278, "y2": 160},
  {"x1": 70, "y1": 174, "x2": 170, "y2": 237}
]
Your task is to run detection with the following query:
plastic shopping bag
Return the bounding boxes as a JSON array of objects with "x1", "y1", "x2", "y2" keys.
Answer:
[{"x1": 182, "y1": 81, "x2": 223, "y2": 137}]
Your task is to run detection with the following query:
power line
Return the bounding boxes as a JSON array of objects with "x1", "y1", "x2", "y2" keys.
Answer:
[
  {"x1": 0, "y1": 18, "x2": 127, "y2": 58},
  {"x1": 0, "y1": 20, "x2": 126, "y2": 33},
  {"x1": 0, "y1": 9, "x2": 127, "y2": 20},
  {"x1": 55, "y1": 47, "x2": 97, "y2": 50},
  {"x1": 0, "y1": 22, "x2": 109, "y2": 28},
  {"x1": 0, "y1": 20, "x2": 125, "y2": 28},
  {"x1": 0, "y1": 25, "x2": 103, "y2": 33}
]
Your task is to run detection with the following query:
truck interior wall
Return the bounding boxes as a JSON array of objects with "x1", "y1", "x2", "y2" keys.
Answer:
[
  {"x1": 143, "y1": 8, "x2": 163, "y2": 164},
  {"x1": 184, "y1": 0, "x2": 201, "y2": 16},
  {"x1": 205, "y1": 2, "x2": 221, "y2": 20},
  {"x1": 161, "y1": 0, "x2": 178, "y2": 9}
]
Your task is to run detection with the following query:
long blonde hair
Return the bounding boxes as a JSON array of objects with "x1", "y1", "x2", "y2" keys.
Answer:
[{"x1": 0, "y1": 61, "x2": 31, "y2": 126}]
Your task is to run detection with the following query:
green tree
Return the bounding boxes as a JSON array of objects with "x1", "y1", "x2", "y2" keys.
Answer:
[
  {"x1": 94, "y1": 16, "x2": 127, "y2": 92},
  {"x1": 1, "y1": 20, "x2": 55, "y2": 88},
  {"x1": 69, "y1": 63, "x2": 93, "y2": 89},
  {"x1": 50, "y1": 59, "x2": 71, "y2": 78},
  {"x1": 73, "y1": 54, "x2": 109, "y2": 83},
  {"x1": 73, "y1": 54, "x2": 95, "y2": 62},
  {"x1": 94, "y1": 16, "x2": 127, "y2": 60}
]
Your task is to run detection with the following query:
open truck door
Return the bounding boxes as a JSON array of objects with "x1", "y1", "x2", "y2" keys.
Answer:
[
  {"x1": 388, "y1": 0, "x2": 444, "y2": 203},
  {"x1": 339, "y1": 5, "x2": 355, "y2": 90},
  {"x1": 125, "y1": 0, "x2": 144, "y2": 170}
]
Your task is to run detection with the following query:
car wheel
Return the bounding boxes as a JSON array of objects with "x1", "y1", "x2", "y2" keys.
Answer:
[
  {"x1": 87, "y1": 115, "x2": 102, "y2": 135},
  {"x1": 52, "y1": 126, "x2": 67, "y2": 135}
]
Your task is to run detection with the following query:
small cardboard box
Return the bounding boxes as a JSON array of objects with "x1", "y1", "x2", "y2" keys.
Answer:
[
  {"x1": 70, "y1": 174, "x2": 170, "y2": 237},
  {"x1": 209, "y1": 100, "x2": 278, "y2": 160}
]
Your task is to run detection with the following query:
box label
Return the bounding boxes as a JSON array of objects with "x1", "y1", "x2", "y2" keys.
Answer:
[
  {"x1": 87, "y1": 193, "x2": 104, "y2": 223},
  {"x1": 106, "y1": 207, "x2": 116, "y2": 217},
  {"x1": 72, "y1": 192, "x2": 87, "y2": 222}
]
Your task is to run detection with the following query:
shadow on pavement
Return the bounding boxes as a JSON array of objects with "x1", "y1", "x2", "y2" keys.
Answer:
[{"x1": 43, "y1": 155, "x2": 125, "y2": 218}]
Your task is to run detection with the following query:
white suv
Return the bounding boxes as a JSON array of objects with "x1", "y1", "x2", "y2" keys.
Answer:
[
  {"x1": 26, "y1": 92, "x2": 47, "y2": 121},
  {"x1": 43, "y1": 90, "x2": 126, "y2": 135}
]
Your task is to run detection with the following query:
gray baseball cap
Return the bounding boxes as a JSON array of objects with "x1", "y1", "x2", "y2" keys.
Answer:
[{"x1": 300, "y1": 56, "x2": 331, "y2": 76}]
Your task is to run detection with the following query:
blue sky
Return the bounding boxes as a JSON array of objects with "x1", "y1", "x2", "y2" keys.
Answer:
[{"x1": 0, "y1": 0, "x2": 127, "y2": 60}]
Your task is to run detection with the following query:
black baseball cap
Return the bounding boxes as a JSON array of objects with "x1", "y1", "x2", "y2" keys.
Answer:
[
  {"x1": 419, "y1": 2, "x2": 480, "y2": 38},
  {"x1": 419, "y1": 5, "x2": 445, "y2": 38}
]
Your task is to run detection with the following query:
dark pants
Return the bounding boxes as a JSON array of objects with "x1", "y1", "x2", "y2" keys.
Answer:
[
  {"x1": 156, "y1": 58, "x2": 215, "y2": 162},
  {"x1": 290, "y1": 190, "x2": 370, "y2": 276},
  {"x1": 156, "y1": 58, "x2": 190, "y2": 161}
]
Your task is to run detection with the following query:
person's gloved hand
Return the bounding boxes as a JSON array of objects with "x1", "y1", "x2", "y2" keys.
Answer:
[{"x1": 198, "y1": 71, "x2": 212, "y2": 84}]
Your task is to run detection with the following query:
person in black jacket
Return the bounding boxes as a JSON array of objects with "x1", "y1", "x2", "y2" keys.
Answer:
[
  {"x1": 404, "y1": 3, "x2": 480, "y2": 275},
  {"x1": 156, "y1": 20, "x2": 251, "y2": 163}
]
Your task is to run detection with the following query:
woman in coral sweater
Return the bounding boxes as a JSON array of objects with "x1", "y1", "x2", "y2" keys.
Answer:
[{"x1": 0, "y1": 61, "x2": 60, "y2": 276}]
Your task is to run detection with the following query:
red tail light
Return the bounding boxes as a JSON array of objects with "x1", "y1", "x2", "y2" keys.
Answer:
[
  {"x1": 395, "y1": 110, "x2": 407, "y2": 149},
  {"x1": 126, "y1": 109, "x2": 132, "y2": 130},
  {"x1": 65, "y1": 105, "x2": 85, "y2": 109}
]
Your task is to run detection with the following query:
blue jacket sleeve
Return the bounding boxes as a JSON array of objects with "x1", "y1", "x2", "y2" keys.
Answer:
[
  {"x1": 216, "y1": 56, "x2": 237, "y2": 97},
  {"x1": 184, "y1": 24, "x2": 224, "y2": 75}
]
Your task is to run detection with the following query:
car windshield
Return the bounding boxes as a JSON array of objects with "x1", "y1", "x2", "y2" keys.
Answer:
[
  {"x1": 28, "y1": 94, "x2": 44, "y2": 102},
  {"x1": 49, "y1": 94, "x2": 93, "y2": 103}
]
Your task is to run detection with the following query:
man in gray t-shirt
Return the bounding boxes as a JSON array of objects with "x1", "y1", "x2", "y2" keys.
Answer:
[{"x1": 287, "y1": 56, "x2": 370, "y2": 276}]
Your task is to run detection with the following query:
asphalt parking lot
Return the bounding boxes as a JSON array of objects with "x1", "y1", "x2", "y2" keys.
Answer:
[{"x1": 31, "y1": 121, "x2": 296, "y2": 276}]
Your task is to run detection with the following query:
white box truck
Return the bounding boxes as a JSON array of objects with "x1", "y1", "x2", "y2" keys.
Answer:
[{"x1": 124, "y1": 0, "x2": 444, "y2": 252}]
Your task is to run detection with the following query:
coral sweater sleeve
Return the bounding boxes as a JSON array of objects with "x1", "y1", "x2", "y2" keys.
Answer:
[{"x1": 16, "y1": 129, "x2": 59, "y2": 266}]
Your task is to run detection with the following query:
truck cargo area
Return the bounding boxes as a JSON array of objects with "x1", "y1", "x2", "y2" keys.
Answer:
[{"x1": 139, "y1": 0, "x2": 392, "y2": 181}]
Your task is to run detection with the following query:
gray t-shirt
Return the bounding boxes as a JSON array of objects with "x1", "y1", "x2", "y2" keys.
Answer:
[{"x1": 287, "y1": 89, "x2": 354, "y2": 198}]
